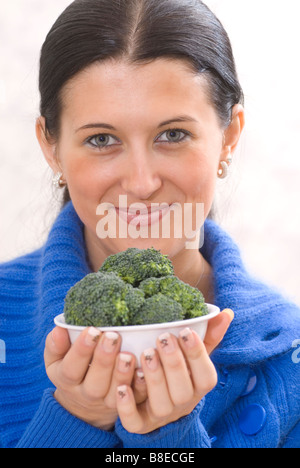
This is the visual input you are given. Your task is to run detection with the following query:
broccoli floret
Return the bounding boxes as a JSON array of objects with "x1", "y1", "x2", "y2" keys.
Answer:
[
  {"x1": 99, "y1": 247, "x2": 174, "y2": 286},
  {"x1": 64, "y1": 272, "x2": 145, "y2": 327},
  {"x1": 132, "y1": 293, "x2": 184, "y2": 325},
  {"x1": 138, "y1": 276, "x2": 161, "y2": 297},
  {"x1": 139, "y1": 275, "x2": 209, "y2": 318}
]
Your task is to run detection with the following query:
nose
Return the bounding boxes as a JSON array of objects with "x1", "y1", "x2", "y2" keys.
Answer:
[{"x1": 120, "y1": 149, "x2": 162, "y2": 200}]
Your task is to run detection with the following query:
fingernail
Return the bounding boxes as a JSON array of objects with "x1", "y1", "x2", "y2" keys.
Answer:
[
  {"x1": 158, "y1": 332, "x2": 175, "y2": 353},
  {"x1": 136, "y1": 370, "x2": 145, "y2": 381},
  {"x1": 117, "y1": 385, "x2": 128, "y2": 400},
  {"x1": 118, "y1": 353, "x2": 133, "y2": 373},
  {"x1": 143, "y1": 348, "x2": 158, "y2": 370},
  {"x1": 85, "y1": 327, "x2": 101, "y2": 346},
  {"x1": 50, "y1": 328, "x2": 57, "y2": 345},
  {"x1": 102, "y1": 331, "x2": 119, "y2": 353},
  {"x1": 224, "y1": 308, "x2": 235, "y2": 322},
  {"x1": 179, "y1": 328, "x2": 196, "y2": 348}
]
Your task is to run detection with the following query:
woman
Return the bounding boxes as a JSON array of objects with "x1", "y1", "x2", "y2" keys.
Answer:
[{"x1": 0, "y1": 0, "x2": 299, "y2": 448}]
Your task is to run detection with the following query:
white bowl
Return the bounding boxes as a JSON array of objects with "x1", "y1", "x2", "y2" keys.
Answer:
[{"x1": 54, "y1": 304, "x2": 220, "y2": 366}]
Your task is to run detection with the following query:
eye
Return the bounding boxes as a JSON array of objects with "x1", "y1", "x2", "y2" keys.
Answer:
[
  {"x1": 156, "y1": 129, "x2": 190, "y2": 144},
  {"x1": 85, "y1": 133, "x2": 120, "y2": 149}
]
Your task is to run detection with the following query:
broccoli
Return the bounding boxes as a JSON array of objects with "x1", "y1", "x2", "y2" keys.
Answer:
[
  {"x1": 139, "y1": 275, "x2": 209, "y2": 318},
  {"x1": 138, "y1": 276, "x2": 161, "y2": 298},
  {"x1": 132, "y1": 293, "x2": 184, "y2": 325},
  {"x1": 64, "y1": 272, "x2": 145, "y2": 327},
  {"x1": 64, "y1": 247, "x2": 208, "y2": 328},
  {"x1": 99, "y1": 247, "x2": 174, "y2": 286}
]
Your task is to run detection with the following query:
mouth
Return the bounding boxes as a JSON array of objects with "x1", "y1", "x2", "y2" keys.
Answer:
[{"x1": 116, "y1": 204, "x2": 172, "y2": 227}]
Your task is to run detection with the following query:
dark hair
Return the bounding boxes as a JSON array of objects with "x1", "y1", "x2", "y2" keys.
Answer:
[{"x1": 39, "y1": 0, "x2": 244, "y2": 203}]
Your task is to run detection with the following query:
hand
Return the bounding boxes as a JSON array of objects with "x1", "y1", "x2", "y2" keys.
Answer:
[
  {"x1": 44, "y1": 326, "x2": 144, "y2": 430},
  {"x1": 116, "y1": 309, "x2": 234, "y2": 434}
]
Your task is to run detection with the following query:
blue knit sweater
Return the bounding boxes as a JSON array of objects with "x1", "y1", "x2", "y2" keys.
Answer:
[{"x1": 0, "y1": 202, "x2": 299, "y2": 448}]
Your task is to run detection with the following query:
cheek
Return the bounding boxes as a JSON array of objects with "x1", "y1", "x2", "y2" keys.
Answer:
[
  {"x1": 180, "y1": 153, "x2": 218, "y2": 210},
  {"x1": 60, "y1": 153, "x2": 119, "y2": 234},
  {"x1": 63, "y1": 155, "x2": 113, "y2": 202}
]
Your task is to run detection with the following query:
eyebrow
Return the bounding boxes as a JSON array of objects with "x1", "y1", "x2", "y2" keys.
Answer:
[
  {"x1": 75, "y1": 115, "x2": 198, "y2": 133},
  {"x1": 158, "y1": 116, "x2": 198, "y2": 127},
  {"x1": 76, "y1": 123, "x2": 116, "y2": 132}
]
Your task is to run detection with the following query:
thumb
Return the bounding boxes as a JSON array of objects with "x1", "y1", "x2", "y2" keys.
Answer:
[
  {"x1": 44, "y1": 326, "x2": 71, "y2": 368},
  {"x1": 204, "y1": 309, "x2": 234, "y2": 355}
]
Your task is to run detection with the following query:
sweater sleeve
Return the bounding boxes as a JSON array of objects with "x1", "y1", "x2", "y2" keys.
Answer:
[
  {"x1": 115, "y1": 400, "x2": 211, "y2": 448},
  {"x1": 16, "y1": 389, "x2": 122, "y2": 449}
]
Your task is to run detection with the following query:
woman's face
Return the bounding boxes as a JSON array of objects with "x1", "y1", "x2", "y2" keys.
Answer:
[{"x1": 38, "y1": 58, "x2": 243, "y2": 268}]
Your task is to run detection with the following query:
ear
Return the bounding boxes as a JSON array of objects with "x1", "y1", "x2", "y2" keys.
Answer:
[
  {"x1": 36, "y1": 117, "x2": 61, "y2": 173},
  {"x1": 221, "y1": 104, "x2": 245, "y2": 159}
]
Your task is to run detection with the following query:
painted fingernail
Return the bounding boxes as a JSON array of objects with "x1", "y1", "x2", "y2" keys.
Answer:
[
  {"x1": 143, "y1": 348, "x2": 158, "y2": 370},
  {"x1": 158, "y1": 332, "x2": 175, "y2": 353},
  {"x1": 117, "y1": 385, "x2": 128, "y2": 400},
  {"x1": 136, "y1": 370, "x2": 145, "y2": 381},
  {"x1": 118, "y1": 353, "x2": 133, "y2": 373},
  {"x1": 102, "y1": 331, "x2": 119, "y2": 353},
  {"x1": 85, "y1": 327, "x2": 101, "y2": 346},
  {"x1": 179, "y1": 328, "x2": 196, "y2": 347}
]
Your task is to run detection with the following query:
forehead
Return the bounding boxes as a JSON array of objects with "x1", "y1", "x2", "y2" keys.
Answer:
[{"x1": 60, "y1": 58, "x2": 216, "y2": 127}]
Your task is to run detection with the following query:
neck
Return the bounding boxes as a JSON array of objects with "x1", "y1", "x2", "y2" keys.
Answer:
[
  {"x1": 84, "y1": 227, "x2": 115, "y2": 272},
  {"x1": 171, "y1": 247, "x2": 214, "y2": 303}
]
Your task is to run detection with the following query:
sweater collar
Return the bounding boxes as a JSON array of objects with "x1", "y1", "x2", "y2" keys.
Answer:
[
  {"x1": 41, "y1": 203, "x2": 299, "y2": 366},
  {"x1": 39, "y1": 202, "x2": 92, "y2": 325},
  {"x1": 201, "y1": 219, "x2": 300, "y2": 365}
]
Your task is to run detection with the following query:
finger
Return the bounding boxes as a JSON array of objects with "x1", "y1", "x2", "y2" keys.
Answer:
[
  {"x1": 44, "y1": 326, "x2": 71, "y2": 369},
  {"x1": 104, "y1": 352, "x2": 136, "y2": 409},
  {"x1": 156, "y1": 333, "x2": 194, "y2": 407},
  {"x1": 83, "y1": 331, "x2": 121, "y2": 399},
  {"x1": 179, "y1": 328, "x2": 218, "y2": 396},
  {"x1": 58, "y1": 327, "x2": 102, "y2": 385},
  {"x1": 204, "y1": 309, "x2": 234, "y2": 355},
  {"x1": 141, "y1": 348, "x2": 174, "y2": 418},
  {"x1": 132, "y1": 369, "x2": 148, "y2": 405},
  {"x1": 116, "y1": 385, "x2": 145, "y2": 434}
]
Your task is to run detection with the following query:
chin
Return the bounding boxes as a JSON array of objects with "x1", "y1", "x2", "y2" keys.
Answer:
[{"x1": 103, "y1": 236, "x2": 190, "y2": 259}]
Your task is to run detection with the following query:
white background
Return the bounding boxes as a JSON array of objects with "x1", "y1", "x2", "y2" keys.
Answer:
[{"x1": 0, "y1": 0, "x2": 299, "y2": 305}]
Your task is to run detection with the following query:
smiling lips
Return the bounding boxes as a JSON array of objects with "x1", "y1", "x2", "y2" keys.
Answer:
[{"x1": 116, "y1": 205, "x2": 171, "y2": 226}]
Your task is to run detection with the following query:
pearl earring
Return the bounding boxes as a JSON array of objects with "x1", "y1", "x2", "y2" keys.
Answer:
[
  {"x1": 52, "y1": 172, "x2": 66, "y2": 189},
  {"x1": 218, "y1": 161, "x2": 229, "y2": 179},
  {"x1": 218, "y1": 155, "x2": 232, "y2": 179}
]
